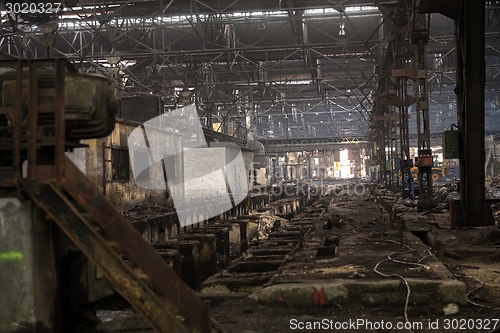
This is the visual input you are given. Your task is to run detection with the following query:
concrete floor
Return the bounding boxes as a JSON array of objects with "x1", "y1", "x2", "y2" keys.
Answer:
[{"x1": 76, "y1": 181, "x2": 500, "y2": 333}]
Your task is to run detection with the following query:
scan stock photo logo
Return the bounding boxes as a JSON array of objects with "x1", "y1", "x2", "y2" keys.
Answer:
[{"x1": 128, "y1": 105, "x2": 249, "y2": 227}]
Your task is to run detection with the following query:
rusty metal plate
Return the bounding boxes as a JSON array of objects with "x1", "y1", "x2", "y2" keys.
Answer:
[
  {"x1": 21, "y1": 180, "x2": 190, "y2": 333},
  {"x1": 62, "y1": 157, "x2": 213, "y2": 333}
]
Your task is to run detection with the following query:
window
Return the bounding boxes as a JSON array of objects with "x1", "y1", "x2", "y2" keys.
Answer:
[{"x1": 111, "y1": 148, "x2": 130, "y2": 181}]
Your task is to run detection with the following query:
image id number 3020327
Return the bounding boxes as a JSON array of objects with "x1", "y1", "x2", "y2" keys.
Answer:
[{"x1": 5, "y1": 2, "x2": 63, "y2": 14}]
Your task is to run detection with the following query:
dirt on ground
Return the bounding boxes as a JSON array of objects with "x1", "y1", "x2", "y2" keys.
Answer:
[
  {"x1": 208, "y1": 188, "x2": 500, "y2": 333},
  {"x1": 76, "y1": 181, "x2": 500, "y2": 333}
]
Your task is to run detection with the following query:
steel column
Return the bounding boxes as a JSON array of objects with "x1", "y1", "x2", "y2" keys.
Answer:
[
  {"x1": 457, "y1": 0, "x2": 486, "y2": 226},
  {"x1": 412, "y1": 9, "x2": 433, "y2": 204}
]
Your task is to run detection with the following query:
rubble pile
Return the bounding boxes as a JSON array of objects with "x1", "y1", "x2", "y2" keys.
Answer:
[
  {"x1": 247, "y1": 209, "x2": 289, "y2": 240},
  {"x1": 487, "y1": 175, "x2": 500, "y2": 188},
  {"x1": 371, "y1": 180, "x2": 462, "y2": 218},
  {"x1": 486, "y1": 175, "x2": 500, "y2": 199}
]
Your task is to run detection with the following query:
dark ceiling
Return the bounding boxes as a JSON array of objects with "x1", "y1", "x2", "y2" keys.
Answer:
[{"x1": 1, "y1": 1, "x2": 499, "y2": 140}]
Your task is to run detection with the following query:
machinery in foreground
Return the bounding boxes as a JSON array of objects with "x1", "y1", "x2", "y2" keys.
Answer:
[{"x1": 0, "y1": 59, "x2": 220, "y2": 333}]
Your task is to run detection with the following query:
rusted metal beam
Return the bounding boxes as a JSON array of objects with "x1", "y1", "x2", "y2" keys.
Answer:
[
  {"x1": 373, "y1": 113, "x2": 401, "y2": 122},
  {"x1": 386, "y1": 23, "x2": 412, "y2": 44},
  {"x1": 20, "y1": 180, "x2": 191, "y2": 333},
  {"x1": 391, "y1": 63, "x2": 416, "y2": 80},
  {"x1": 379, "y1": 95, "x2": 415, "y2": 107},
  {"x1": 61, "y1": 156, "x2": 213, "y2": 333},
  {"x1": 378, "y1": 5, "x2": 414, "y2": 55}
]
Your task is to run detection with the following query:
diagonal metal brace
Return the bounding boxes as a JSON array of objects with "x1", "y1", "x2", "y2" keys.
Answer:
[
  {"x1": 60, "y1": 156, "x2": 213, "y2": 333},
  {"x1": 20, "y1": 180, "x2": 191, "y2": 333}
]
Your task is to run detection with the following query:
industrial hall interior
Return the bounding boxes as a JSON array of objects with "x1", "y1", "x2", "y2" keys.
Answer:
[{"x1": 1, "y1": 0, "x2": 500, "y2": 332}]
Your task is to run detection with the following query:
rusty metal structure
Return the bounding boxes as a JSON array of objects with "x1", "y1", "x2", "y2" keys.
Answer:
[
  {"x1": 2, "y1": 2, "x2": 499, "y2": 176},
  {"x1": 2, "y1": 0, "x2": 482, "y2": 143},
  {"x1": 412, "y1": 4, "x2": 433, "y2": 203},
  {"x1": 0, "y1": 2, "x2": 499, "y2": 330},
  {"x1": 0, "y1": 3, "x2": 499, "y2": 333},
  {"x1": 371, "y1": 0, "x2": 421, "y2": 189},
  {"x1": 0, "y1": 59, "x2": 221, "y2": 333},
  {"x1": 373, "y1": 0, "x2": 433, "y2": 200}
]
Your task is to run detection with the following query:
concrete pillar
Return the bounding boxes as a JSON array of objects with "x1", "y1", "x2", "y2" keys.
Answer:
[{"x1": 0, "y1": 195, "x2": 61, "y2": 332}]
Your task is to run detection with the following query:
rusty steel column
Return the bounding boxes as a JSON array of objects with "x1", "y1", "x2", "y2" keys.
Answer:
[
  {"x1": 457, "y1": 0, "x2": 486, "y2": 226},
  {"x1": 412, "y1": 9, "x2": 432, "y2": 205}
]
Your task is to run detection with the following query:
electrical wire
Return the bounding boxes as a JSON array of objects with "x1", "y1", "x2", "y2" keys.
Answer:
[
  {"x1": 388, "y1": 248, "x2": 433, "y2": 267},
  {"x1": 454, "y1": 274, "x2": 499, "y2": 309},
  {"x1": 369, "y1": 238, "x2": 500, "y2": 331},
  {"x1": 374, "y1": 256, "x2": 414, "y2": 333},
  {"x1": 373, "y1": 246, "x2": 433, "y2": 333}
]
